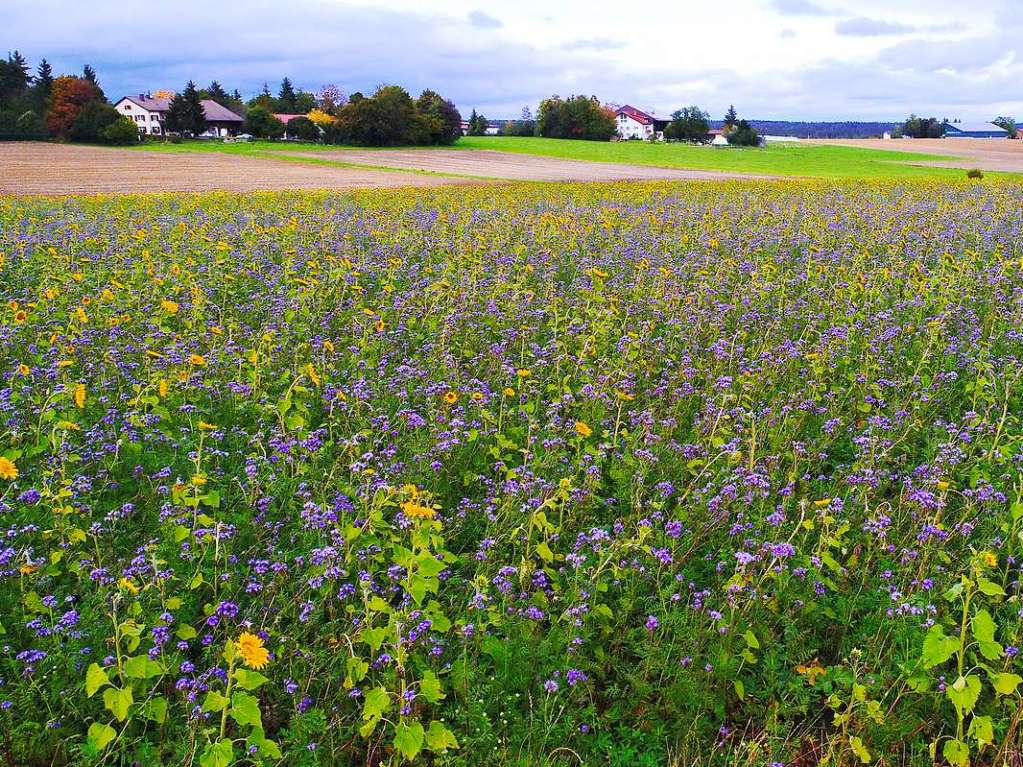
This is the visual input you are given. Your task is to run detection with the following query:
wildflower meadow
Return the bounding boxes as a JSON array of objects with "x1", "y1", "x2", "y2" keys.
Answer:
[{"x1": 2, "y1": 180, "x2": 1023, "y2": 766}]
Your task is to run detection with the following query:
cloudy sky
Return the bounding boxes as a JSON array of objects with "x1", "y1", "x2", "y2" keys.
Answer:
[{"x1": 5, "y1": 0, "x2": 1021, "y2": 120}]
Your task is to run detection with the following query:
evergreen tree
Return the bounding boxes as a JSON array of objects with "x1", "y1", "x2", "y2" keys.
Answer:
[
  {"x1": 35, "y1": 59, "x2": 52, "y2": 94},
  {"x1": 723, "y1": 104, "x2": 738, "y2": 130},
  {"x1": 278, "y1": 77, "x2": 297, "y2": 112},
  {"x1": 165, "y1": 81, "x2": 207, "y2": 136},
  {"x1": 10, "y1": 51, "x2": 31, "y2": 85},
  {"x1": 82, "y1": 64, "x2": 105, "y2": 101},
  {"x1": 203, "y1": 80, "x2": 229, "y2": 106}
]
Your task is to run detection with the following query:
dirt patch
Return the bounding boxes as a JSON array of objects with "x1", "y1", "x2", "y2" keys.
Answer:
[
  {"x1": 279, "y1": 148, "x2": 772, "y2": 182},
  {"x1": 0, "y1": 142, "x2": 473, "y2": 195},
  {"x1": 811, "y1": 138, "x2": 1023, "y2": 173}
]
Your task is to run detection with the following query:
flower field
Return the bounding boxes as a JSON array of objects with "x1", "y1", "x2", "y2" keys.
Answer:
[{"x1": 2, "y1": 180, "x2": 1023, "y2": 766}]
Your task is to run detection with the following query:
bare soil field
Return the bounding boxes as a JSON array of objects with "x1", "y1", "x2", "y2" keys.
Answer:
[
  {"x1": 812, "y1": 138, "x2": 1023, "y2": 173},
  {"x1": 281, "y1": 148, "x2": 770, "y2": 182},
  {"x1": 0, "y1": 143, "x2": 472, "y2": 195}
]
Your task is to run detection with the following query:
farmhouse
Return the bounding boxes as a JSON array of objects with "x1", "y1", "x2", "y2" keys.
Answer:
[
  {"x1": 943, "y1": 121, "x2": 1009, "y2": 139},
  {"x1": 114, "y1": 94, "x2": 245, "y2": 137},
  {"x1": 615, "y1": 105, "x2": 670, "y2": 140}
]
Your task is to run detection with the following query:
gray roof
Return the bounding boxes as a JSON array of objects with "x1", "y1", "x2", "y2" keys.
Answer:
[
  {"x1": 945, "y1": 121, "x2": 1007, "y2": 133},
  {"x1": 201, "y1": 99, "x2": 243, "y2": 123},
  {"x1": 117, "y1": 95, "x2": 243, "y2": 123}
]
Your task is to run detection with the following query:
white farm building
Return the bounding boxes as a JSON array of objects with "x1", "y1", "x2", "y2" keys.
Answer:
[
  {"x1": 114, "y1": 93, "x2": 245, "y2": 137},
  {"x1": 614, "y1": 105, "x2": 670, "y2": 140}
]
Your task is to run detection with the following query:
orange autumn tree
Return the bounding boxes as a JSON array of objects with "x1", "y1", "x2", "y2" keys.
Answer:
[{"x1": 46, "y1": 76, "x2": 103, "y2": 138}]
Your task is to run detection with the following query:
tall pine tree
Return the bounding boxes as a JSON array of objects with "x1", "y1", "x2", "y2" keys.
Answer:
[
  {"x1": 165, "y1": 81, "x2": 207, "y2": 136},
  {"x1": 277, "y1": 77, "x2": 297, "y2": 112}
]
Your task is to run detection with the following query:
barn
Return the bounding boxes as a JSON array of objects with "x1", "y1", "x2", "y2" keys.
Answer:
[{"x1": 943, "y1": 122, "x2": 1009, "y2": 139}]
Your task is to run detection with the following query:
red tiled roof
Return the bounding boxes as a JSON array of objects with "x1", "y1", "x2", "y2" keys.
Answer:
[
  {"x1": 274, "y1": 114, "x2": 305, "y2": 124},
  {"x1": 616, "y1": 104, "x2": 665, "y2": 125}
]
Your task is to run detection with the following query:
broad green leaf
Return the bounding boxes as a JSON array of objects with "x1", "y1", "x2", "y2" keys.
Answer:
[
  {"x1": 176, "y1": 624, "x2": 197, "y2": 640},
  {"x1": 199, "y1": 739, "x2": 234, "y2": 767},
  {"x1": 248, "y1": 726, "x2": 283, "y2": 760},
  {"x1": 743, "y1": 630, "x2": 760, "y2": 650},
  {"x1": 535, "y1": 542, "x2": 554, "y2": 564},
  {"x1": 922, "y1": 625, "x2": 959, "y2": 669},
  {"x1": 943, "y1": 738, "x2": 969, "y2": 767},
  {"x1": 977, "y1": 577, "x2": 1006, "y2": 597},
  {"x1": 947, "y1": 674, "x2": 982, "y2": 716},
  {"x1": 394, "y1": 721, "x2": 424, "y2": 761},
  {"x1": 125, "y1": 655, "x2": 164, "y2": 679},
  {"x1": 103, "y1": 685, "x2": 133, "y2": 722},
  {"x1": 229, "y1": 691, "x2": 262, "y2": 727},
  {"x1": 362, "y1": 626, "x2": 386, "y2": 652},
  {"x1": 145, "y1": 696, "x2": 168, "y2": 724},
  {"x1": 972, "y1": 610, "x2": 996, "y2": 643},
  {"x1": 233, "y1": 668, "x2": 270, "y2": 691},
  {"x1": 86, "y1": 663, "x2": 110, "y2": 697},
  {"x1": 417, "y1": 553, "x2": 446, "y2": 577},
  {"x1": 420, "y1": 670, "x2": 445, "y2": 704},
  {"x1": 849, "y1": 735, "x2": 871, "y2": 764},
  {"x1": 202, "y1": 690, "x2": 229, "y2": 713},
  {"x1": 425, "y1": 720, "x2": 459, "y2": 751},
  {"x1": 87, "y1": 722, "x2": 116, "y2": 751},
  {"x1": 969, "y1": 715, "x2": 994, "y2": 746},
  {"x1": 990, "y1": 671, "x2": 1022, "y2": 695},
  {"x1": 408, "y1": 574, "x2": 429, "y2": 605},
  {"x1": 733, "y1": 679, "x2": 745, "y2": 700},
  {"x1": 362, "y1": 686, "x2": 391, "y2": 721},
  {"x1": 345, "y1": 656, "x2": 369, "y2": 688}
]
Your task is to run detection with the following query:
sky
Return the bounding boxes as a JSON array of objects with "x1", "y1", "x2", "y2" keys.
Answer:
[{"x1": 4, "y1": 0, "x2": 1021, "y2": 121}]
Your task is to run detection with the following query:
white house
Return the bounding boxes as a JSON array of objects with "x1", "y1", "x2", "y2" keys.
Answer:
[
  {"x1": 114, "y1": 93, "x2": 245, "y2": 137},
  {"x1": 115, "y1": 94, "x2": 169, "y2": 135},
  {"x1": 614, "y1": 105, "x2": 670, "y2": 140}
]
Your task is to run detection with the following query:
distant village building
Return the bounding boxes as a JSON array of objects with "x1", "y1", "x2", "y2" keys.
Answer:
[
  {"x1": 273, "y1": 114, "x2": 305, "y2": 127},
  {"x1": 614, "y1": 105, "x2": 670, "y2": 140},
  {"x1": 942, "y1": 121, "x2": 1009, "y2": 139},
  {"x1": 114, "y1": 94, "x2": 244, "y2": 137}
]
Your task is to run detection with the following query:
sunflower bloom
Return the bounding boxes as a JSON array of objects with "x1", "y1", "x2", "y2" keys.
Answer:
[
  {"x1": 161, "y1": 299, "x2": 179, "y2": 314},
  {"x1": 0, "y1": 457, "x2": 17, "y2": 480},
  {"x1": 237, "y1": 631, "x2": 270, "y2": 670},
  {"x1": 73, "y1": 383, "x2": 86, "y2": 408},
  {"x1": 401, "y1": 500, "x2": 437, "y2": 520},
  {"x1": 189, "y1": 354, "x2": 206, "y2": 366},
  {"x1": 575, "y1": 421, "x2": 593, "y2": 438},
  {"x1": 444, "y1": 390, "x2": 459, "y2": 404}
]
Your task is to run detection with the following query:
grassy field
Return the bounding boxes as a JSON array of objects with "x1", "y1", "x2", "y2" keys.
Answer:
[
  {"x1": 125, "y1": 135, "x2": 1001, "y2": 180},
  {"x1": 456, "y1": 135, "x2": 980, "y2": 179}
]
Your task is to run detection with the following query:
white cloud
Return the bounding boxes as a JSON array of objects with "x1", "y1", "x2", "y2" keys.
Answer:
[{"x1": 2, "y1": 0, "x2": 1019, "y2": 120}]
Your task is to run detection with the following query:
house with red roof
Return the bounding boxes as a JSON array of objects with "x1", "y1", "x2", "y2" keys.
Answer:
[{"x1": 615, "y1": 105, "x2": 671, "y2": 140}]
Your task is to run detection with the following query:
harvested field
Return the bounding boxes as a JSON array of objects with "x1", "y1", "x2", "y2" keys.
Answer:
[
  {"x1": 280, "y1": 148, "x2": 772, "y2": 181},
  {"x1": 812, "y1": 137, "x2": 1023, "y2": 173},
  {"x1": 0, "y1": 142, "x2": 471, "y2": 195}
]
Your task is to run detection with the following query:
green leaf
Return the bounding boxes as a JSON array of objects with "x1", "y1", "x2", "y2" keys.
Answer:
[
  {"x1": 233, "y1": 668, "x2": 269, "y2": 691},
  {"x1": 176, "y1": 624, "x2": 197, "y2": 640},
  {"x1": 202, "y1": 690, "x2": 229, "y2": 713},
  {"x1": 199, "y1": 739, "x2": 234, "y2": 767},
  {"x1": 394, "y1": 721, "x2": 424, "y2": 761},
  {"x1": 947, "y1": 674, "x2": 982, "y2": 717},
  {"x1": 990, "y1": 671, "x2": 1022, "y2": 695},
  {"x1": 972, "y1": 609, "x2": 996, "y2": 643},
  {"x1": 345, "y1": 656, "x2": 369, "y2": 688},
  {"x1": 417, "y1": 553, "x2": 446, "y2": 577},
  {"x1": 425, "y1": 720, "x2": 459, "y2": 751},
  {"x1": 420, "y1": 670, "x2": 445, "y2": 704},
  {"x1": 943, "y1": 738, "x2": 970, "y2": 767},
  {"x1": 248, "y1": 726, "x2": 283, "y2": 759},
  {"x1": 977, "y1": 577, "x2": 1006, "y2": 597},
  {"x1": 535, "y1": 542, "x2": 554, "y2": 563},
  {"x1": 922, "y1": 625, "x2": 959, "y2": 669},
  {"x1": 362, "y1": 686, "x2": 391, "y2": 721},
  {"x1": 733, "y1": 679, "x2": 745, "y2": 700},
  {"x1": 743, "y1": 630, "x2": 760, "y2": 650},
  {"x1": 408, "y1": 574, "x2": 429, "y2": 604},
  {"x1": 229, "y1": 691, "x2": 262, "y2": 728},
  {"x1": 362, "y1": 626, "x2": 386, "y2": 652},
  {"x1": 103, "y1": 686, "x2": 133, "y2": 722},
  {"x1": 849, "y1": 735, "x2": 871, "y2": 764},
  {"x1": 144, "y1": 696, "x2": 167, "y2": 723},
  {"x1": 969, "y1": 714, "x2": 994, "y2": 746},
  {"x1": 86, "y1": 663, "x2": 110, "y2": 697},
  {"x1": 125, "y1": 655, "x2": 164, "y2": 679},
  {"x1": 86, "y1": 722, "x2": 116, "y2": 752}
]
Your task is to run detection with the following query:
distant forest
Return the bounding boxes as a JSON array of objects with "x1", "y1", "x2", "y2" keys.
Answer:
[{"x1": 709, "y1": 120, "x2": 896, "y2": 138}]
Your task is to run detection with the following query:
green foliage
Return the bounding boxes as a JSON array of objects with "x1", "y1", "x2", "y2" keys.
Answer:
[
  {"x1": 726, "y1": 118, "x2": 761, "y2": 147},
  {"x1": 166, "y1": 80, "x2": 208, "y2": 136},
  {"x1": 536, "y1": 94, "x2": 617, "y2": 140},
  {"x1": 665, "y1": 105, "x2": 711, "y2": 142},
  {"x1": 244, "y1": 106, "x2": 285, "y2": 139}
]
